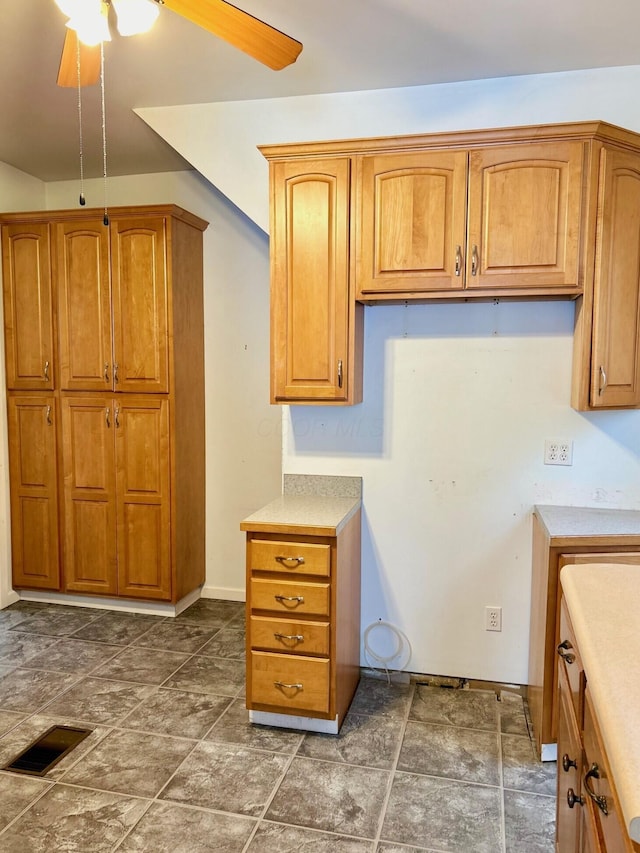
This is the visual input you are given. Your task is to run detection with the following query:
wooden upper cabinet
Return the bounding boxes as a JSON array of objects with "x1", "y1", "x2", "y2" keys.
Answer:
[
  {"x1": 2, "y1": 223, "x2": 54, "y2": 390},
  {"x1": 356, "y1": 150, "x2": 468, "y2": 295},
  {"x1": 467, "y1": 141, "x2": 584, "y2": 291},
  {"x1": 111, "y1": 218, "x2": 169, "y2": 394},
  {"x1": 7, "y1": 396, "x2": 61, "y2": 590},
  {"x1": 55, "y1": 220, "x2": 112, "y2": 391},
  {"x1": 356, "y1": 140, "x2": 585, "y2": 298},
  {"x1": 589, "y1": 147, "x2": 640, "y2": 408},
  {"x1": 270, "y1": 157, "x2": 362, "y2": 404}
]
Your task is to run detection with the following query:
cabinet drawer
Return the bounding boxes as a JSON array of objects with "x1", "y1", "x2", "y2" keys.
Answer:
[
  {"x1": 583, "y1": 690, "x2": 630, "y2": 852},
  {"x1": 250, "y1": 651, "x2": 330, "y2": 714},
  {"x1": 250, "y1": 539, "x2": 330, "y2": 577},
  {"x1": 250, "y1": 578, "x2": 330, "y2": 617},
  {"x1": 559, "y1": 599, "x2": 585, "y2": 726},
  {"x1": 250, "y1": 615, "x2": 330, "y2": 656}
]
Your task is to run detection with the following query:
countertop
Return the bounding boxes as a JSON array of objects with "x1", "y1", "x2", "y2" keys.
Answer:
[
  {"x1": 535, "y1": 505, "x2": 640, "y2": 543},
  {"x1": 561, "y1": 562, "x2": 640, "y2": 844},
  {"x1": 240, "y1": 494, "x2": 361, "y2": 537}
]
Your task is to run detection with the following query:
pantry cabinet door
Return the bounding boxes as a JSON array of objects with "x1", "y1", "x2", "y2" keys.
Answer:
[
  {"x1": 55, "y1": 220, "x2": 113, "y2": 391},
  {"x1": 110, "y1": 218, "x2": 169, "y2": 394},
  {"x1": 590, "y1": 147, "x2": 640, "y2": 408},
  {"x1": 357, "y1": 150, "x2": 468, "y2": 295},
  {"x1": 61, "y1": 396, "x2": 118, "y2": 595},
  {"x1": 115, "y1": 397, "x2": 171, "y2": 600},
  {"x1": 467, "y1": 141, "x2": 584, "y2": 291},
  {"x1": 7, "y1": 396, "x2": 60, "y2": 589},
  {"x1": 2, "y1": 224, "x2": 54, "y2": 390}
]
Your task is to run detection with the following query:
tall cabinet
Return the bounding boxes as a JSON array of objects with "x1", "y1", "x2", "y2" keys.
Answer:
[{"x1": 1, "y1": 205, "x2": 208, "y2": 604}]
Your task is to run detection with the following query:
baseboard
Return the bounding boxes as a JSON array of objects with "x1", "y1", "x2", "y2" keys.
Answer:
[
  {"x1": 201, "y1": 585, "x2": 245, "y2": 602},
  {"x1": 13, "y1": 587, "x2": 200, "y2": 617}
]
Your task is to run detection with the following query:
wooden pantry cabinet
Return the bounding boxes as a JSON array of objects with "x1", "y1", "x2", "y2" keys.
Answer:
[
  {"x1": 1, "y1": 205, "x2": 208, "y2": 604},
  {"x1": 262, "y1": 121, "x2": 640, "y2": 410}
]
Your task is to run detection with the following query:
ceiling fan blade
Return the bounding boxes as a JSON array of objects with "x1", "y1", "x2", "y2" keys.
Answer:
[
  {"x1": 161, "y1": 0, "x2": 302, "y2": 70},
  {"x1": 57, "y1": 29, "x2": 101, "y2": 87}
]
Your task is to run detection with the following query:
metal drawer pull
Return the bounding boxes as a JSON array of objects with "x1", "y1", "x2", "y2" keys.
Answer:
[
  {"x1": 45, "y1": 405, "x2": 52, "y2": 425},
  {"x1": 562, "y1": 753, "x2": 577, "y2": 772},
  {"x1": 557, "y1": 640, "x2": 576, "y2": 664},
  {"x1": 275, "y1": 555, "x2": 305, "y2": 567},
  {"x1": 105, "y1": 407, "x2": 111, "y2": 428},
  {"x1": 104, "y1": 363, "x2": 110, "y2": 383},
  {"x1": 337, "y1": 359, "x2": 343, "y2": 388},
  {"x1": 584, "y1": 764, "x2": 609, "y2": 815},
  {"x1": 44, "y1": 361, "x2": 50, "y2": 381},
  {"x1": 113, "y1": 363, "x2": 119, "y2": 384},
  {"x1": 455, "y1": 245, "x2": 462, "y2": 276},
  {"x1": 274, "y1": 681, "x2": 303, "y2": 690},
  {"x1": 567, "y1": 788, "x2": 584, "y2": 809},
  {"x1": 274, "y1": 595, "x2": 304, "y2": 604},
  {"x1": 274, "y1": 632, "x2": 304, "y2": 642}
]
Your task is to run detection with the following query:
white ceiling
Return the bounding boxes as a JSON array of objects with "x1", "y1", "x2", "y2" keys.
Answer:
[{"x1": 3, "y1": 0, "x2": 640, "y2": 182}]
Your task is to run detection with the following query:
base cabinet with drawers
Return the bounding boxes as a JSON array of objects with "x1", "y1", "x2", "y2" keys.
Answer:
[
  {"x1": 556, "y1": 597, "x2": 639, "y2": 852},
  {"x1": 527, "y1": 505, "x2": 640, "y2": 760},
  {"x1": 242, "y1": 503, "x2": 361, "y2": 733}
]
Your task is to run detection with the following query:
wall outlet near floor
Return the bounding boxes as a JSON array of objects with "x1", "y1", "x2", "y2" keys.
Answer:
[
  {"x1": 544, "y1": 439, "x2": 573, "y2": 466},
  {"x1": 485, "y1": 606, "x2": 502, "y2": 632}
]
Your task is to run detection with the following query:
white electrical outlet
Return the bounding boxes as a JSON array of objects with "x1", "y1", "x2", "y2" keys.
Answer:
[
  {"x1": 485, "y1": 606, "x2": 502, "y2": 632},
  {"x1": 544, "y1": 439, "x2": 573, "y2": 466}
]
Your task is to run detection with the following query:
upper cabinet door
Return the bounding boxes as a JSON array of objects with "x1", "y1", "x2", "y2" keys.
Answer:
[
  {"x1": 271, "y1": 158, "x2": 358, "y2": 403},
  {"x1": 356, "y1": 150, "x2": 468, "y2": 296},
  {"x1": 2, "y1": 223, "x2": 54, "y2": 390},
  {"x1": 111, "y1": 218, "x2": 169, "y2": 394},
  {"x1": 590, "y1": 147, "x2": 640, "y2": 408},
  {"x1": 56, "y1": 220, "x2": 112, "y2": 391},
  {"x1": 467, "y1": 141, "x2": 585, "y2": 291}
]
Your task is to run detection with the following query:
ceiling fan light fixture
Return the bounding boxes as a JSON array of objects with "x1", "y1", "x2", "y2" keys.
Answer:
[
  {"x1": 112, "y1": 0, "x2": 160, "y2": 37},
  {"x1": 64, "y1": 0, "x2": 111, "y2": 47}
]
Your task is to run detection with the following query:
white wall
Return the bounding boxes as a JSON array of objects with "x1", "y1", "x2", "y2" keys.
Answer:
[
  {"x1": 0, "y1": 165, "x2": 47, "y2": 608},
  {"x1": 137, "y1": 65, "x2": 640, "y2": 684},
  {"x1": 1, "y1": 170, "x2": 281, "y2": 603}
]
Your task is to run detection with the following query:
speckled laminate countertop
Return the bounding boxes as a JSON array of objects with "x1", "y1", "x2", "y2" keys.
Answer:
[
  {"x1": 240, "y1": 494, "x2": 361, "y2": 536},
  {"x1": 561, "y1": 563, "x2": 640, "y2": 844},
  {"x1": 535, "y1": 505, "x2": 640, "y2": 542}
]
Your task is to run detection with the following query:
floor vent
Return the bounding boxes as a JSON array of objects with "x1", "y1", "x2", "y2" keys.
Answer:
[{"x1": 3, "y1": 725, "x2": 92, "y2": 777}]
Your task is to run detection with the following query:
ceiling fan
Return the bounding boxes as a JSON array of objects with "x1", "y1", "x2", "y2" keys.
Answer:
[{"x1": 56, "y1": 0, "x2": 303, "y2": 88}]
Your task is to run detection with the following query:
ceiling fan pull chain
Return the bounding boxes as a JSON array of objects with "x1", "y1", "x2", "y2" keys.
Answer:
[
  {"x1": 100, "y1": 41, "x2": 109, "y2": 227},
  {"x1": 76, "y1": 36, "x2": 86, "y2": 206}
]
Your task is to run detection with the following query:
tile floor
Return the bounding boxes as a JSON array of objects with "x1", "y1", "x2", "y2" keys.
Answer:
[{"x1": 0, "y1": 598, "x2": 556, "y2": 852}]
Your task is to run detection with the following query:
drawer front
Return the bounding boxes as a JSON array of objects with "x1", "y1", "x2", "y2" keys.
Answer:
[
  {"x1": 250, "y1": 651, "x2": 330, "y2": 714},
  {"x1": 250, "y1": 578, "x2": 330, "y2": 617},
  {"x1": 250, "y1": 615, "x2": 330, "y2": 656},
  {"x1": 559, "y1": 599, "x2": 585, "y2": 726},
  {"x1": 583, "y1": 691, "x2": 630, "y2": 853},
  {"x1": 250, "y1": 539, "x2": 330, "y2": 577}
]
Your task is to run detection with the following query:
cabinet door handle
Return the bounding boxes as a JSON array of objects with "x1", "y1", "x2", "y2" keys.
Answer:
[
  {"x1": 599, "y1": 365, "x2": 607, "y2": 395},
  {"x1": 113, "y1": 363, "x2": 119, "y2": 385},
  {"x1": 557, "y1": 640, "x2": 575, "y2": 664},
  {"x1": 455, "y1": 245, "x2": 462, "y2": 276},
  {"x1": 274, "y1": 594, "x2": 304, "y2": 605},
  {"x1": 45, "y1": 405, "x2": 52, "y2": 426},
  {"x1": 114, "y1": 406, "x2": 120, "y2": 428},
  {"x1": 275, "y1": 555, "x2": 305, "y2": 567},
  {"x1": 337, "y1": 359, "x2": 343, "y2": 388},
  {"x1": 471, "y1": 244, "x2": 479, "y2": 276},
  {"x1": 567, "y1": 788, "x2": 584, "y2": 809},
  {"x1": 104, "y1": 363, "x2": 110, "y2": 384},
  {"x1": 562, "y1": 753, "x2": 577, "y2": 772},
  {"x1": 274, "y1": 681, "x2": 303, "y2": 690},
  {"x1": 274, "y1": 632, "x2": 304, "y2": 642},
  {"x1": 105, "y1": 407, "x2": 111, "y2": 428},
  {"x1": 584, "y1": 764, "x2": 609, "y2": 815},
  {"x1": 43, "y1": 361, "x2": 50, "y2": 382}
]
